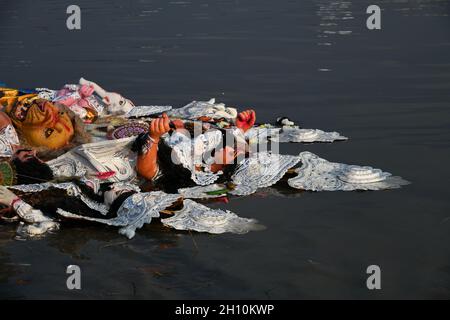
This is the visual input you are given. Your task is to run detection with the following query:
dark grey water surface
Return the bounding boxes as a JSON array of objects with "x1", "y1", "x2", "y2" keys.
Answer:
[{"x1": 1, "y1": 0, "x2": 450, "y2": 299}]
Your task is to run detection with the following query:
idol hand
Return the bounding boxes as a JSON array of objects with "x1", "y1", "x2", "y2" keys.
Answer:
[
  {"x1": 0, "y1": 186, "x2": 19, "y2": 207},
  {"x1": 236, "y1": 109, "x2": 256, "y2": 132},
  {"x1": 149, "y1": 113, "x2": 171, "y2": 141}
]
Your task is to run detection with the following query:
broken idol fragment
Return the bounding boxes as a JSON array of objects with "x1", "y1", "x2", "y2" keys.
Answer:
[
  {"x1": 36, "y1": 78, "x2": 136, "y2": 123},
  {"x1": 0, "y1": 80, "x2": 409, "y2": 240},
  {"x1": 0, "y1": 103, "x2": 263, "y2": 238}
]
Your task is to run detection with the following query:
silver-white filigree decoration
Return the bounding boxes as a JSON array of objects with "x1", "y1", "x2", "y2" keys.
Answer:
[
  {"x1": 0, "y1": 125, "x2": 20, "y2": 157},
  {"x1": 9, "y1": 182, "x2": 74, "y2": 193},
  {"x1": 125, "y1": 105, "x2": 172, "y2": 118},
  {"x1": 178, "y1": 184, "x2": 228, "y2": 199},
  {"x1": 163, "y1": 130, "x2": 223, "y2": 185},
  {"x1": 13, "y1": 200, "x2": 53, "y2": 224},
  {"x1": 162, "y1": 199, "x2": 263, "y2": 234},
  {"x1": 109, "y1": 182, "x2": 141, "y2": 194},
  {"x1": 47, "y1": 137, "x2": 137, "y2": 183},
  {"x1": 168, "y1": 98, "x2": 238, "y2": 120},
  {"x1": 276, "y1": 127, "x2": 348, "y2": 143},
  {"x1": 57, "y1": 191, "x2": 180, "y2": 239},
  {"x1": 48, "y1": 157, "x2": 87, "y2": 179},
  {"x1": 245, "y1": 126, "x2": 348, "y2": 143},
  {"x1": 35, "y1": 88, "x2": 58, "y2": 100},
  {"x1": 10, "y1": 182, "x2": 109, "y2": 215},
  {"x1": 230, "y1": 151, "x2": 301, "y2": 196},
  {"x1": 288, "y1": 151, "x2": 410, "y2": 191}
]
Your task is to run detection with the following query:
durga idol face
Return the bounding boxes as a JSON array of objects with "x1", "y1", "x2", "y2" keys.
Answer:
[{"x1": 7, "y1": 97, "x2": 74, "y2": 150}]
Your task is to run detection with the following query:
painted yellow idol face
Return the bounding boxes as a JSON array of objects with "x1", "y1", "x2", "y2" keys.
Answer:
[{"x1": 7, "y1": 97, "x2": 74, "y2": 150}]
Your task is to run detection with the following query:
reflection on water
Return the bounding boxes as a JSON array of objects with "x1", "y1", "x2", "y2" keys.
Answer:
[
  {"x1": 0, "y1": 0, "x2": 450, "y2": 299},
  {"x1": 0, "y1": 227, "x2": 21, "y2": 298},
  {"x1": 316, "y1": 0, "x2": 354, "y2": 44},
  {"x1": 392, "y1": 0, "x2": 450, "y2": 16},
  {"x1": 316, "y1": 1, "x2": 355, "y2": 72},
  {"x1": 0, "y1": 229, "x2": 16, "y2": 279}
]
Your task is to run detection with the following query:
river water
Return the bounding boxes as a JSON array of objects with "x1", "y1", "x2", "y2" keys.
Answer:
[{"x1": 0, "y1": 0, "x2": 449, "y2": 299}]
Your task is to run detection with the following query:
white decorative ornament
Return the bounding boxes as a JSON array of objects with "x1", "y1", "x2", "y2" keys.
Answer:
[
  {"x1": 57, "y1": 191, "x2": 180, "y2": 239},
  {"x1": 124, "y1": 105, "x2": 172, "y2": 118},
  {"x1": 12, "y1": 200, "x2": 59, "y2": 238},
  {"x1": 275, "y1": 127, "x2": 348, "y2": 143},
  {"x1": 35, "y1": 88, "x2": 58, "y2": 100},
  {"x1": 12, "y1": 200, "x2": 53, "y2": 224},
  {"x1": 338, "y1": 166, "x2": 389, "y2": 184},
  {"x1": 0, "y1": 125, "x2": 19, "y2": 157},
  {"x1": 162, "y1": 199, "x2": 263, "y2": 234},
  {"x1": 168, "y1": 99, "x2": 238, "y2": 120},
  {"x1": 164, "y1": 130, "x2": 223, "y2": 185},
  {"x1": 47, "y1": 137, "x2": 137, "y2": 183},
  {"x1": 230, "y1": 152, "x2": 301, "y2": 196},
  {"x1": 10, "y1": 182, "x2": 109, "y2": 215},
  {"x1": 288, "y1": 151, "x2": 410, "y2": 191},
  {"x1": 48, "y1": 157, "x2": 87, "y2": 179},
  {"x1": 245, "y1": 126, "x2": 347, "y2": 144}
]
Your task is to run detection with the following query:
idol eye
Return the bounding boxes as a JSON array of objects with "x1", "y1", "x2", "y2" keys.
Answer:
[
  {"x1": 44, "y1": 128, "x2": 54, "y2": 138},
  {"x1": 119, "y1": 99, "x2": 125, "y2": 106}
]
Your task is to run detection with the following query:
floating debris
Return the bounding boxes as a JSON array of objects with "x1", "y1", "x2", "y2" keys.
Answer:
[
  {"x1": 16, "y1": 221, "x2": 59, "y2": 237},
  {"x1": 288, "y1": 152, "x2": 410, "y2": 191},
  {"x1": 168, "y1": 98, "x2": 237, "y2": 120},
  {"x1": 231, "y1": 152, "x2": 301, "y2": 196},
  {"x1": 162, "y1": 199, "x2": 264, "y2": 234},
  {"x1": 125, "y1": 105, "x2": 172, "y2": 118},
  {"x1": 57, "y1": 192, "x2": 180, "y2": 239},
  {"x1": 10, "y1": 182, "x2": 109, "y2": 215},
  {"x1": 245, "y1": 126, "x2": 347, "y2": 144},
  {"x1": 0, "y1": 81, "x2": 409, "y2": 240},
  {"x1": 48, "y1": 137, "x2": 137, "y2": 183},
  {"x1": 275, "y1": 127, "x2": 348, "y2": 143}
]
